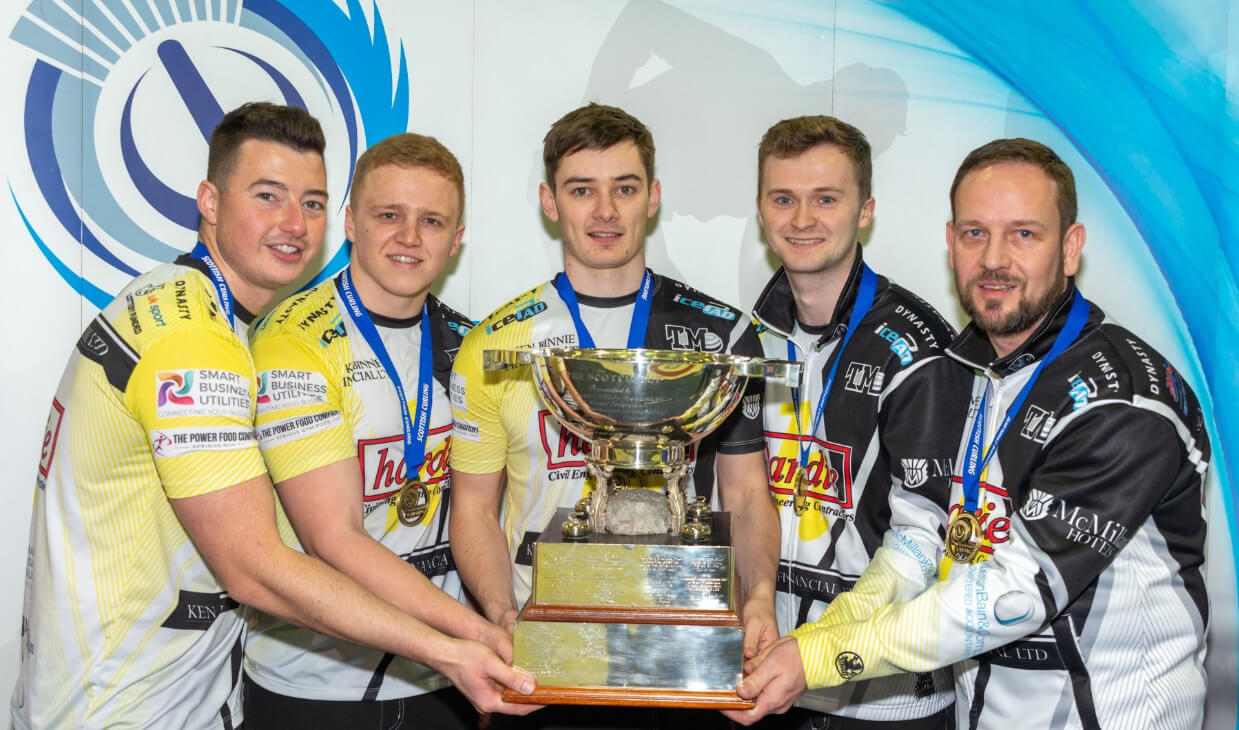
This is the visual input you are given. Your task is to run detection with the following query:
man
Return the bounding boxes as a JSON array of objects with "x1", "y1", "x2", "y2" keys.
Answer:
[
  {"x1": 734, "y1": 138, "x2": 1210, "y2": 730},
  {"x1": 242, "y1": 133, "x2": 517, "y2": 728},
  {"x1": 731, "y1": 116, "x2": 965, "y2": 729},
  {"x1": 449, "y1": 103, "x2": 776, "y2": 726},
  {"x1": 13, "y1": 103, "x2": 533, "y2": 729}
]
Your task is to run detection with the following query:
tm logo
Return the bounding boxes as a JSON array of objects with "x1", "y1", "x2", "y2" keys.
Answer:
[
  {"x1": 9, "y1": 0, "x2": 410, "y2": 307},
  {"x1": 157, "y1": 371, "x2": 195, "y2": 406}
]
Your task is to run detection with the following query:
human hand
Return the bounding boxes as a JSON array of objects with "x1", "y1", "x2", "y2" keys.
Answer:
[
  {"x1": 475, "y1": 618, "x2": 515, "y2": 664},
  {"x1": 741, "y1": 596, "x2": 778, "y2": 660},
  {"x1": 439, "y1": 639, "x2": 543, "y2": 716},
  {"x1": 721, "y1": 636, "x2": 808, "y2": 726}
]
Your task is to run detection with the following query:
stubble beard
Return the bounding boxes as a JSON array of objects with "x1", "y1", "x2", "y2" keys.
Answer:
[{"x1": 961, "y1": 268, "x2": 1067, "y2": 338}]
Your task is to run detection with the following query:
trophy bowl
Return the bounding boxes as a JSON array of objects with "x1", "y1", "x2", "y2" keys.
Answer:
[{"x1": 484, "y1": 348, "x2": 797, "y2": 469}]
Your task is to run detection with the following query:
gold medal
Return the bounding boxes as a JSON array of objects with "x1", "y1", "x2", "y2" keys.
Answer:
[
  {"x1": 791, "y1": 468, "x2": 809, "y2": 515},
  {"x1": 946, "y1": 511, "x2": 981, "y2": 563},
  {"x1": 396, "y1": 480, "x2": 428, "y2": 526}
]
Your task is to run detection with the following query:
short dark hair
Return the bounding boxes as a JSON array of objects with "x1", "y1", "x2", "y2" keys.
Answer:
[
  {"x1": 206, "y1": 102, "x2": 326, "y2": 188},
  {"x1": 542, "y1": 103, "x2": 655, "y2": 190},
  {"x1": 350, "y1": 133, "x2": 465, "y2": 219},
  {"x1": 758, "y1": 116, "x2": 872, "y2": 201},
  {"x1": 950, "y1": 138, "x2": 1077, "y2": 233}
]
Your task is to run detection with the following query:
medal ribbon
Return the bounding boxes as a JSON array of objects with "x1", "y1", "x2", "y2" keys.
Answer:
[
  {"x1": 787, "y1": 265, "x2": 878, "y2": 479},
  {"x1": 190, "y1": 242, "x2": 234, "y2": 325},
  {"x1": 553, "y1": 269, "x2": 653, "y2": 349},
  {"x1": 335, "y1": 268, "x2": 435, "y2": 480},
  {"x1": 960, "y1": 291, "x2": 1090, "y2": 513}
]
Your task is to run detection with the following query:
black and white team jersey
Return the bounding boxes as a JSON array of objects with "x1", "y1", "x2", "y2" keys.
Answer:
[
  {"x1": 753, "y1": 251, "x2": 971, "y2": 721},
  {"x1": 794, "y1": 283, "x2": 1210, "y2": 730}
]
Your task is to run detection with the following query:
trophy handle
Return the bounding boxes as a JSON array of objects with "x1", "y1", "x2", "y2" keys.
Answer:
[
  {"x1": 757, "y1": 359, "x2": 801, "y2": 387},
  {"x1": 483, "y1": 349, "x2": 534, "y2": 370}
]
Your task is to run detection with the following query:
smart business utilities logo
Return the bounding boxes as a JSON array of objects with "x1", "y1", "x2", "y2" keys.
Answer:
[
  {"x1": 157, "y1": 370, "x2": 195, "y2": 406},
  {"x1": 8, "y1": 0, "x2": 409, "y2": 307}
]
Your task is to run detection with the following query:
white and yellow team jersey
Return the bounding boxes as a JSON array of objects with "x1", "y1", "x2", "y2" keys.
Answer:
[
  {"x1": 450, "y1": 273, "x2": 763, "y2": 605},
  {"x1": 243, "y1": 275, "x2": 472, "y2": 702},
  {"x1": 13, "y1": 256, "x2": 264, "y2": 730}
]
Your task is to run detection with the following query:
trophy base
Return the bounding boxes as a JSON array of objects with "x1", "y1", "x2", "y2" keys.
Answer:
[{"x1": 502, "y1": 686, "x2": 754, "y2": 709}]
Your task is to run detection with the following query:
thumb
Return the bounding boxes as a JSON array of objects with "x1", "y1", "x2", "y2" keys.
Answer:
[
  {"x1": 737, "y1": 661, "x2": 774, "y2": 701},
  {"x1": 489, "y1": 661, "x2": 536, "y2": 696}
]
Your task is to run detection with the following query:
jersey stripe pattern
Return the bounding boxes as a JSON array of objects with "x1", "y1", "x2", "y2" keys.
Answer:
[
  {"x1": 449, "y1": 272, "x2": 763, "y2": 605},
  {"x1": 243, "y1": 275, "x2": 471, "y2": 701},
  {"x1": 13, "y1": 258, "x2": 264, "y2": 729},
  {"x1": 753, "y1": 258, "x2": 968, "y2": 721}
]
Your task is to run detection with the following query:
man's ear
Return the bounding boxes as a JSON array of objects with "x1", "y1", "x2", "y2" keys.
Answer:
[
  {"x1": 539, "y1": 182, "x2": 559, "y2": 223},
  {"x1": 197, "y1": 180, "x2": 219, "y2": 226}
]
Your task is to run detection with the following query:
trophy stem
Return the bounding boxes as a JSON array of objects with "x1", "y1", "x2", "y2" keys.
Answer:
[
  {"x1": 662, "y1": 464, "x2": 689, "y2": 534},
  {"x1": 586, "y1": 459, "x2": 615, "y2": 534}
]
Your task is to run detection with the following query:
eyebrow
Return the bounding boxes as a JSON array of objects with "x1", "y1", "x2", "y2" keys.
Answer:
[
  {"x1": 369, "y1": 203, "x2": 449, "y2": 218},
  {"x1": 561, "y1": 173, "x2": 645, "y2": 185},
  {"x1": 249, "y1": 178, "x2": 328, "y2": 199},
  {"x1": 766, "y1": 186, "x2": 843, "y2": 196}
]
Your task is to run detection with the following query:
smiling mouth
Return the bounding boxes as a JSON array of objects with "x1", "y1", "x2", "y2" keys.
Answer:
[
  {"x1": 389, "y1": 254, "x2": 423, "y2": 265},
  {"x1": 784, "y1": 236, "x2": 825, "y2": 246},
  {"x1": 587, "y1": 231, "x2": 623, "y2": 243},
  {"x1": 269, "y1": 243, "x2": 301, "y2": 255}
]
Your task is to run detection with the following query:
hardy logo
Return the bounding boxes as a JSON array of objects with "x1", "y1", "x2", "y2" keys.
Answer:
[
  {"x1": 1019, "y1": 405, "x2": 1056, "y2": 443},
  {"x1": 9, "y1": 0, "x2": 410, "y2": 304},
  {"x1": 665, "y1": 324, "x2": 723, "y2": 352},
  {"x1": 835, "y1": 652, "x2": 864, "y2": 680},
  {"x1": 672, "y1": 294, "x2": 736, "y2": 321},
  {"x1": 1019, "y1": 489, "x2": 1055, "y2": 521},
  {"x1": 843, "y1": 362, "x2": 883, "y2": 395},
  {"x1": 742, "y1": 394, "x2": 760, "y2": 420},
  {"x1": 358, "y1": 427, "x2": 451, "y2": 502}
]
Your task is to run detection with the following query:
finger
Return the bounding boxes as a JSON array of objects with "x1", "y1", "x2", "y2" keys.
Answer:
[
  {"x1": 490, "y1": 663, "x2": 537, "y2": 695},
  {"x1": 486, "y1": 700, "x2": 546, "y2": 717},
  {"x1": 737, "y1": 662, "x2": 773, "y2": 700}
]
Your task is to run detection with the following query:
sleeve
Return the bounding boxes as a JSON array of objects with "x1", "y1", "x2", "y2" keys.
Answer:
[
  {"x1": 790, "y1": 405, "x2": 1187, "y2": 689},
  {"x1": 447, "y1": 327, "x2": 509, "y2": 473},
  {"x1": 714, "y1": 318, "x2": 765, "y2": 455},
  {"x1": 250, "y1": 328, "x2": 353, "y2": 484},
  {"x1": 126, "y1": 327, "x2": 267, "y2": 500}
]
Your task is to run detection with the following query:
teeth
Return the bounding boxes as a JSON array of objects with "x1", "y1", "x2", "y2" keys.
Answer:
[
  {"x1": 271, "y1": 244, "x2": 299, "y2": 254},
  {"x1": 391, "y1": 255, "x2": 421, "y2": 264},
  {"x1": 786, "y1": 238, "x2": 823, "y2": 245}
]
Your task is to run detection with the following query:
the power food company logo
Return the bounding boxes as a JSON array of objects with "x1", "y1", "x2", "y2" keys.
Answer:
[{"x1": 8, "y1": 0, "x2": 409, "y2": 307}]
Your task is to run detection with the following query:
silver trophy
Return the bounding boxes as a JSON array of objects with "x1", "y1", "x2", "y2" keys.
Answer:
[{"x1": 484, "y1": 348, "x2": 798, "y2": 708}]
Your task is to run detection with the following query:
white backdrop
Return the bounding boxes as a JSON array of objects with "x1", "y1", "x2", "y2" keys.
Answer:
[{"x1": 0, "y1": 1, "x2": 1234, "y2": 726}]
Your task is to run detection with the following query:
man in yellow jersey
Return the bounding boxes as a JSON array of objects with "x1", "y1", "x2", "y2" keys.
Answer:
[
  {"x1": 729, "y1": 139, "x2": 1210, "y2": 730},
  {"x1": 244, "y1": 132, "x2": 531, "y2": 728},
  {"x1": 13, "y1": 103, "x2": 533, "y2": 730},
  {"x1": 449, "y1": 103, "x2": 776, "y2": 728}
]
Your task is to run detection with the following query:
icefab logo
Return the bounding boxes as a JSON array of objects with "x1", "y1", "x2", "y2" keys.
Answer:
[{"x1": 8, "y1": 0, "x2": 410, "y2": 308}]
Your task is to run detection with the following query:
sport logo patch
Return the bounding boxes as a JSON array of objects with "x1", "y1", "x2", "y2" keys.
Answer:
[
  {"x1": 149, "y1": 426, "x2": 256, "y2": 458},
  {"x1": 37, "y1": 399, "x2": 66, "y2": 487},
  {"x1": 843, "y1": 361, "x2": 883, "y2": 395},
  {"x1": 664, "y1": 324, "x2": 724, "y2": 352},
  {"x1": 449, "y1": 372, "x2": 468, "y2": 411},
  {"x1": 1019, "y1": 405, "x2": 1056, "y2": 443},
  {"x1": 900, "y1": 457, "x2": 951, "y2": 489},
  {"x1": 835, "y1": 651, "x2": 864, "y2": 680},
  {"x1": 742, "y1": 393, "x2": 760, "y2": 420},
  {"x1": 1019, "y1": 488, "x2": 1055, "y2": 521},
  {"x1": 1067, "y1": 373, "x2": 1097, "y2": 411},
  {"x1": 255, "y1": 369, "x2": 329, "y2": 412},
  {"x1": 156, "y1": 369, "x2": 251, "y2": 419}
]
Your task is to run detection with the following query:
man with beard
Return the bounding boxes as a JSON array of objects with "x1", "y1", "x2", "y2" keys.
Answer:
[{"x1": 729, "y1": 138, "x2": 1210, "y2": 730}]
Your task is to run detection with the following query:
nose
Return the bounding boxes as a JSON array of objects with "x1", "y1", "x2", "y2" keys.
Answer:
[
  {"x1": 593, "y1": 194, "x2": 619, "y2": 222},
  {"x1": 791, "y1": 202, "x2": 814, "y2": 230},
  {"x1": 979, "y1": 237, "x2": 1011, "y2": 271},
  {"x1": 280, "y1": 201, "x2": 307, "y2": 237}
]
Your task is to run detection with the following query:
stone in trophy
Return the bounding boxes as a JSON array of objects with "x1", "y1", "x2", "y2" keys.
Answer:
[{"x1": 483, "y1": 348, "x2": 798, "y2": 708}]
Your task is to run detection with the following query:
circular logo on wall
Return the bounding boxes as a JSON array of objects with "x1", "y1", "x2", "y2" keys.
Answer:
[{"x1": 8, "y1": 0, "x2": 408, "y2": 307}]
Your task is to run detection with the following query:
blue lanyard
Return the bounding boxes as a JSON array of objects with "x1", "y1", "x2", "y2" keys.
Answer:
[
  {"x1": 552, "y1": 269, "x2": 653, "y2": 349},
  {"x1": 787, "y1": 265, "x2": 878, "y2": 472},
  {"x1": 961, "y1": 291, "x2": 1090, "y2": 511},
  {"x1": 334, "y1": 268, "x2": 435, "y2": 477},
  {"x1": 191, "y1": 242, "x2": 233, "y2": 325}
]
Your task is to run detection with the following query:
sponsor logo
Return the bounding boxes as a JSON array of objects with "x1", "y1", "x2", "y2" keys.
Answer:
[
  {"x1": 1164, "y1": 363, "x2": 1188, "y2": 415},
  {"x1": 1126, "y1": 338, "x2": 1161, "y2": 395},
  {"x1": 255, "y1": 369, "x2": 329, "y2": 411},
  {"x1": 900, "y1": 457, "x2": 952, "y2": 489},
  {"x1": 148, "y1": 300, "x2": 168, "y2": 327},
  {"x1": 298, "y1": 301, "x2": 337, "y2": 332},
  {"x1": 1018, "y1": 490, "x2": 1130, "y2": 557},
  {"x1": 82, "y1": 331, "x2": 109, "y2": 357},
  {"x1": 834, "y1": 652, "x2": 864, "y2": 680},
  {"x1": 256, "y1": 410, "x2": 344, "y2": 448},
  {"x1": 1019, "y1": 405, "x2": 1056, "y2": 443},
  {"x1": 446, "y1": 320, "x2": 474, "y2": 336},
  {"x1": 539, "y1": 410, "x2": 695, "y2": 474},
  {"x1": 534, "y1": 333, "x2": 578, "y2": 348},
  {"x1": 343, "y1": 358, "x2": 387, "y2": 385},
  {"x1": 149, "y1": 426, "x2": 256, "y2": 458},
  {"x1": 453, "y1": 417, "x2": 481, "y2": 443},
  {"x1": 893, "y1": 304, "x2": 942, "y2": 349},
  {"x1": 664, "y1": 324, "x2": 724, "y2": 352},
  {"x1": 486, "y1": 300, "x2": 547, "y2": 334},
  {"x1": 742, "y1": 393, "x2": 760, "y2": 420},
  {"x1": 1091, "y1": 351, "x2": 1121, "y2": 392},
  {"x1": 873, "y1": 323, "x2": 917, "y2": 365},
  {"x1": 672, "y1": 293, "x2": 736, "y2": 321},
  {"x1": 1009, "y1": 353, "x2": 1036, "y2": 371},
  {"x1": 10, "y1": 0, "x2": 408, "y2": 306},
  {"x1": 843, "y1": 361, "x2": 884, "y2": 395},
  {"x1": 765, "y1": 430, "x2": 854, "y2": 511},
  {"x1": 319, "y1": 316, "x2": 347, "y2": 347},
  {"x1": 449, "y1": 372, "x2": 468, "y2": 411},
  {"x1": 1067, "y1": 373, "x2": 1097, "y2": 411},
  {"x1": 358, "y1": 427, "x2": 451, "y2": 502},
  {"x1": 156, "y1": 369, "x2": 251, "y2": 419},
  {"x1": 36, "y1": 399, "x2": 65, "y2": 488}
]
